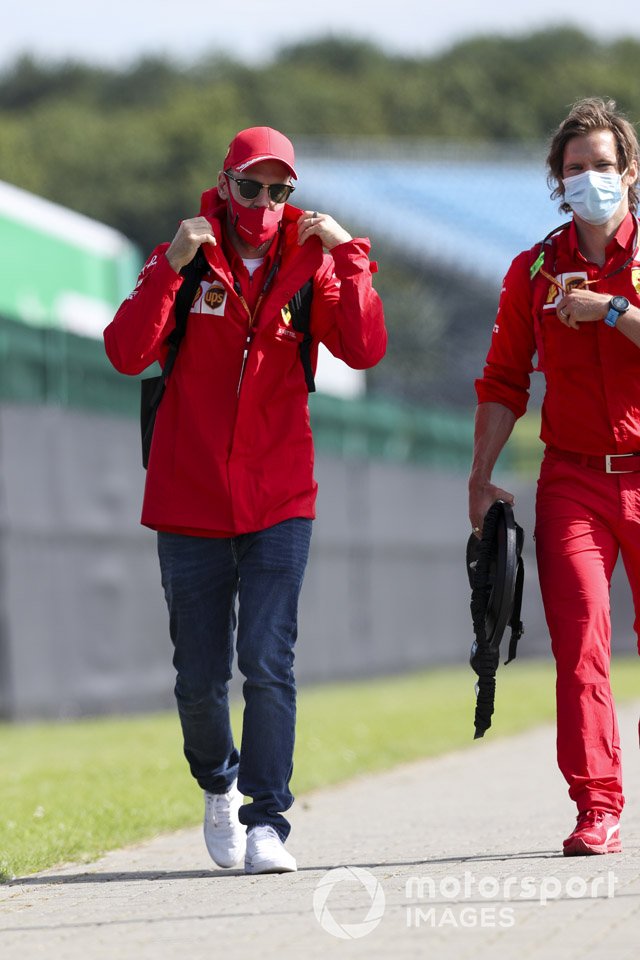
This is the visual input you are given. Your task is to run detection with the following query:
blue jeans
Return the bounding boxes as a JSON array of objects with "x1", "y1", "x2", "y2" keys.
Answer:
[{"x1": 157, "y1": 518, "x2": 312, "y2": 841}]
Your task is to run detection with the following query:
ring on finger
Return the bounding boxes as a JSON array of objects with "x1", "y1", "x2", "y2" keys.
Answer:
[{"x1": 559, "y1": 307, "x2": 568, "y2": 319}]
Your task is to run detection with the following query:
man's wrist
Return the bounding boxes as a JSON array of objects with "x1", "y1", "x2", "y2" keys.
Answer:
[
  {"x1": 604, "y1": 295, "x2": 630, "y2": 327},
  {"x1": 325, "y1": 232, "x2": 353, "y2": 251},
  {"x1": 165, "y1": 250, "x2": 185, "y2": 274},
  {"x1": 468, "y1": 473, "x2": 492, "y2": 490}
]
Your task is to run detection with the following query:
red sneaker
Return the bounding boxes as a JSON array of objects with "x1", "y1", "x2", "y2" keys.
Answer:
[{"x1": 563, "y1": 810, "x2": 621, "y2": 856}]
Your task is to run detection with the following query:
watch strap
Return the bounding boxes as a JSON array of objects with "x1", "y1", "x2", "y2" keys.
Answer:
[{"x1": 604, "y1": 306, "x2": 620, "y2": 327}]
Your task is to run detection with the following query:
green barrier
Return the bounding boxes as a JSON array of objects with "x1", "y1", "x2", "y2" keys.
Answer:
[
  {"x1": 0, "y1": 313, "x2": 543, "y2": 473},
  {"x1": 0, "y1": 314, "x2": 139, "y2": 415},
  {"x1": 309, "y1": 393, "x2": 475, "y2": 468}
]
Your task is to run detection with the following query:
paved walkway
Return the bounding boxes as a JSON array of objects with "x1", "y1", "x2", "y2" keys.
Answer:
[{"x1": 1, "y1": 703, "x2": 639, "y2": 960}]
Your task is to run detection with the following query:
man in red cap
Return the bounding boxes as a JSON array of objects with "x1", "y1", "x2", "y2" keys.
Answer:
[
  {"x1": 104, "y1": 127, "x2": 386, "y2": 874},
  {"x1": 469, "y1": 98, "x2": 640, "y2": 857}
]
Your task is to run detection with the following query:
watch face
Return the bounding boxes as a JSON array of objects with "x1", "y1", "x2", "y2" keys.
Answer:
[{"x1": 611, "y1": 296, "x2": 630, "y2": 313}]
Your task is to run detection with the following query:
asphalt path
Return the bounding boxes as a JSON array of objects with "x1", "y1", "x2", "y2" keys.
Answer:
[{"x1": 2, "y1": 703, "x2": 639, "y2": 959}]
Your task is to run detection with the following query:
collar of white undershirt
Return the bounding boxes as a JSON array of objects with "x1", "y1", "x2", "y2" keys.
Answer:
[{"x1": 242, "y1": 256, "x2": 265, "y2": 278}]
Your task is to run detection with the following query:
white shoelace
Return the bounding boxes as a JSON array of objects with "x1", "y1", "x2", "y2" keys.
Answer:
[
  {"x1": 205, "y1": 789, "x2": 237, "y2": 827},
  {"x1": 249, "y1": 825, "x2": 280, "y2": 851}
]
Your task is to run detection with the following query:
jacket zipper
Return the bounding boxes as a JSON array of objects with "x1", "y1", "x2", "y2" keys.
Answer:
[
  {"x1": 234, "y1": 281, "x2": 261, "y2": 396},
  {"x1": 233, "y1": 254, "x2": 281, "y2": 396}
]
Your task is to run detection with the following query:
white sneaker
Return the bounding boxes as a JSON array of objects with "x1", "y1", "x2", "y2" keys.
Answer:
[
  {"x1": 203, "y1": 780, "x2": 246, "y2": 868},
  {"x1": 244, "y1": 825, "x2": 297, "y2": 874}
]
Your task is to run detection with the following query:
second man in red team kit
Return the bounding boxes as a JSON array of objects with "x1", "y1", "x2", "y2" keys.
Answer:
[{"x1": 469, "y1": 98, "x2": 640, "y2": 856}]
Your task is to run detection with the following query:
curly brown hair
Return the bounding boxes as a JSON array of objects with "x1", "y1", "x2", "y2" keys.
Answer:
[{"x1": 547, "y1": 97, "x2": 640, "y2": 214}]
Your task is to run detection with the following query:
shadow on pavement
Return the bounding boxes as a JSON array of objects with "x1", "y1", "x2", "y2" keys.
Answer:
[{"x1": 8, "y1": 849, "x2": 568, "y2": 886}]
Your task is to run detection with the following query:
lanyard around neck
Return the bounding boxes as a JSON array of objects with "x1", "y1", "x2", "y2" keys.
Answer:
[
  {"x1": 531, "y1": 218, "x2": 640, "y2": 289},
  {"x1": 232, "y1": 231, "x2": 284, "y2": 327},
  {"x1": 233, "y1": 231, "x2": 284, "y2": 394}
]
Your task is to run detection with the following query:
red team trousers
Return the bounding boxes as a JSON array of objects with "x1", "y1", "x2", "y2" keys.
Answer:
[{"x1": 535, "y1": 450, "x2": 640, "y2": 815}]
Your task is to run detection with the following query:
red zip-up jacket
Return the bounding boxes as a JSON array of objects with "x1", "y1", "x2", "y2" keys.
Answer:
[
  {"x1": 476, "y1": 213, "x2": 640, "y2": 454},
  {"x1": 104, "y1": 190, "x2": 386, "y2": 536}
]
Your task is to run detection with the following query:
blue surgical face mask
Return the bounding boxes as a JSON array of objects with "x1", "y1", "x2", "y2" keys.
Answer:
[{"x1": 562, "y1": 169, "x2": 627, "y2": 225}]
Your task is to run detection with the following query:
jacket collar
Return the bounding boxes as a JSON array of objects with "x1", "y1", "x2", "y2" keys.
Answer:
[{"x1": 198, "y1": 188, "x2": 323, "y2": 291}]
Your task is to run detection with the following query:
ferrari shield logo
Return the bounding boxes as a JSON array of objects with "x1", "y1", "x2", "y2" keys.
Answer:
[
  {"x1": 545, "y1": 282, "x2": 558, "y2": 305},
  {"x1": 633, "y1": 268, "x2": 640, "y2": 296}
]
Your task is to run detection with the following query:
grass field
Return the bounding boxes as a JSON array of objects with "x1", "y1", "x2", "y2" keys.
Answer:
[{"x1": 1, "y1": 657, "x2": 639, "y2": 882}]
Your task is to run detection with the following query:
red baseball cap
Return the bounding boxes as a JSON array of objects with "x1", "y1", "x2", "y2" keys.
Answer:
[{"x1": 223, "y1": 126, "x2": 297, "y2": 179}]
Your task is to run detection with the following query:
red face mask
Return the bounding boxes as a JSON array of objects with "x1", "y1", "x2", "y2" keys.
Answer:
[{"x1": 227, "y1": 192, "x2": 284, "y2": 247}]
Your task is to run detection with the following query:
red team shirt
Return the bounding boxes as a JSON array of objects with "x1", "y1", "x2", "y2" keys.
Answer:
[{"x1": 476, "y1": 212, "x2": 640, "y2": 455}]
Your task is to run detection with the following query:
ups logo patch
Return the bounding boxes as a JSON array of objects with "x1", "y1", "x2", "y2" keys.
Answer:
[{"x1": 204, "y1": 285, "x2": 225, "y2": 309}]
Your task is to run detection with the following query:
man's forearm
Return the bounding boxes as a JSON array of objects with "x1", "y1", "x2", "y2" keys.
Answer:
[
  {"x1": 469, "y1": 402, "x2": 517, "y2": 483},
  {"x1": 468, "y1": 402, "x2": 517, "y2": 532}
]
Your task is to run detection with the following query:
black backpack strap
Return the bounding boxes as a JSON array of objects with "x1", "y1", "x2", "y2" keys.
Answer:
[
  {"x1": 140, "y1": 247, "x2": 209, "y2": 469},
  {"x1": 289, "y1": 279, "x2": 315, "y2": 392},
  {"x1": 162, "y1": 246, "x2": 209, "y2": 379},
  {"x1": 529, "y1": 222, "x2": 572, "y2": 372}
]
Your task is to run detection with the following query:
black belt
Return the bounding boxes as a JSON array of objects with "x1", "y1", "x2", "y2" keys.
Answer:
[{"x1": 547, "y1": 447, "x2": 640, "y2": 474}]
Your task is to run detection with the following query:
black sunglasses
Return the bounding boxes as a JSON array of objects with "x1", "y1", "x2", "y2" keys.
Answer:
[{"x1": 225, "y1": 171, "x2": 295, "y2": 204}]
